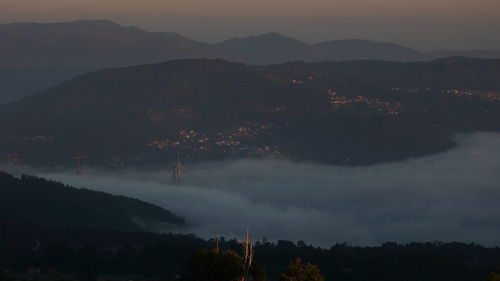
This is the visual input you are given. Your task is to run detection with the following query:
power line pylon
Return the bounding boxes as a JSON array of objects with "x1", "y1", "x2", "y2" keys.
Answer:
[
  {"x1": 73, "y1": 155, "x2": 88, "y2": 175},
  {"x1": 171, "y1": 152, "x2": 185, "y2": 183}
]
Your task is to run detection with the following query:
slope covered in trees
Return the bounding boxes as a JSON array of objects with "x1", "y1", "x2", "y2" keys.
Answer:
[
  {"x1": 0, "y1": 171, "x2": 185, "y2": 231},
  {"x1": 1, "y1": 58, "x2": 500, "y2": 167},
  {"x1": 0, "y1": 221, "x2": 499, "y2": 281}
]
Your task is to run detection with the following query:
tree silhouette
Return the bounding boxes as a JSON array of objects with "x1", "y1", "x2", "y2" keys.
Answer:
[
  {"x1": 280, "y1": 258, "x2": 325, "y2": 281},
  {"x1": 239, "y1": 230, "x2": 254, "y2": 281},
  {"x1": 183, "y1": 249, "x2": 243, "y2": 281},
  {"x1": 488, "y1": 268, "x2": 500, "y2": 281},
  {"x1": 0, "y1": 271, "x2": 12, "y2": 281},
  {"x1": 182, "y1": 248, "x2": 267, "y2": 281}
]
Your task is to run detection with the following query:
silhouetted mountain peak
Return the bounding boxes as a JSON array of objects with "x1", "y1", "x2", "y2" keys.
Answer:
[
  {"x1": 63, "y1": 19, "x2": 149, "y2": 33},
  {"x1": 215, "y1": 32, "x2": 310, "y2": 64},
  {"x1": 1, "y1": 19, "x2": 124, "y2": 31},
  {"x1": 61, "y1": 19, "x2": 121, "y2": 27},
  {"x1": 316, "y1": 39, "x2": 419, "y2": 51},
  {"x1": 219, "y1": 32, "x2": 307, "y2": 46},
  {"x1": 2, "y1": 20, "x2": 500, "y2": 103},
  {"x1": 313, "y1": 39, "x2": 424, "y2": 61},
  {"x1": 257, "y1": 32, "x2": 299, "y2": 40}
]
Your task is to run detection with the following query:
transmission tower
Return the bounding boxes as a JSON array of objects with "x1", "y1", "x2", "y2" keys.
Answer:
[
  {"x1": 72, "y1": 155, "x2": 88, "y2": 175},
  {"x1": 171, "y1": 152, "x2": 185, "y2": 183}
]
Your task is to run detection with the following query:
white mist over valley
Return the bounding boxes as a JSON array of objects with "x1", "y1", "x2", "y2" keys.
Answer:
[{"x1": 8, "y1": 132, "x2": 500, "y2": 247}]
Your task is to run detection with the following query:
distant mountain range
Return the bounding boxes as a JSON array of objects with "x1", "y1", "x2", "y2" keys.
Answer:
[
  {"x1": 0, "y1": 171, "x2": 185, "y2": 231},
  {"x1": 1, "y1": 58, "x2": 499, "y2": 166},
  {"x1": 1, "y1": 20, "x2": 499, "y2": 103}
]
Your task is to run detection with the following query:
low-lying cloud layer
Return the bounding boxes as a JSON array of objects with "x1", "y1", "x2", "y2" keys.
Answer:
[{"x1": 16, "y1": 133, "x2": 500, "y2": 247}]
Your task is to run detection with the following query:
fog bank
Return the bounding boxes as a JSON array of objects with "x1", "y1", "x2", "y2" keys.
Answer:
[{"x1": 28, "y1": 133, "x2": 500, "y2": 246}]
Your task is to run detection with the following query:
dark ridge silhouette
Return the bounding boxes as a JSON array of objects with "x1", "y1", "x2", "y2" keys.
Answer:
[
  {"x1": 430, "y1": 49, "x2": 500, "y2": 60},
  {"x1": 0, "y1": 218, "x2": 498, "y2": 281},
  {"x1": 0, "y1": 20, "x2": 211, "y2": 102},
  {"x1": 214, "y1": 32, "x2": 312, "y2": 64},
  {"x1": 1, "y1": 20, "x2": 499, "y2": 102},
  {"x1": 313, "y1": 39, "x2": 425, "y2": 61},
  {"x1": 0, "y1": 171, "x2": 185, "y2": 231},
  {"x1": 1, "y1": 58, "x2": 499, "y2": 167}
]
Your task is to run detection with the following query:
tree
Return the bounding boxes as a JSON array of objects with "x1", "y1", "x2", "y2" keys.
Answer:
[
  {"x1": 0, "y1": 271, "x2": 12, "y2": 281},
  {"x1": 488, "y1": 268, "x2": 500, "y2": 281},
  {"x1": 239, "y1": 230, "x2": 254, "y2": 281},
  {"x1": 280, "y1": 258, "x2": 325, "y2": 281},
  {"x1": 183, "y1": 249, "x2": 267, "y2": 281},
  {"x1": 183, "y1": 249, "x2": 243, "y2": 281}
]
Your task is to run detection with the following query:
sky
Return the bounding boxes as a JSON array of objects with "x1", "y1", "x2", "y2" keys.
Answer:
[
  {"x1": 1, "y1": 0, "x2": 500, "y2": 51},
  {"x1": 11, "y1": 132, "x2": 499, "y2": 247}
]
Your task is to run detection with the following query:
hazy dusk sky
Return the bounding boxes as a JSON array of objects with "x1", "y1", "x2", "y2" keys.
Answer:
[{"x1": 1, "y1": 0, "x2": 500, "y2": 51}]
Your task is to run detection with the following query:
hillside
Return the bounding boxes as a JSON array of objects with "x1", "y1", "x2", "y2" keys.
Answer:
[
  {"x1": 0, "y1": 20, "x2": 211, "y2": 102},
  {"x1": 0, "y1": 171, "x2": 185, "y2": 231},
  {"x1": 1, "y1": 58, "x2": 499, "y2": 167},
  {"x1": 1, "y1": 20, "x2": 499, "y2": 102},
  {"x1": 430, "y1": 49, "x2": 500, "y2": 60}
]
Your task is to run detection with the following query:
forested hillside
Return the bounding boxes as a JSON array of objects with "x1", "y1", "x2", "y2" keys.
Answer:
[
  {"x1": 1, "y1": 58, "x2": 500, "y2": 166},
  {"x1": 0, "y1": 171, "x2": 185, "y2": 231}
]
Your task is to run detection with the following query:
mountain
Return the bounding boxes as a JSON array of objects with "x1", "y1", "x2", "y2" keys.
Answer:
[
  {"x1": 214, "y1": 35, "x2": 426, "y2": 64},
  {"x1": 430, "y1": 49, "x2": 500, "y2": 60},
  {"x1": 1, "y1": 20, "x2": 500, "y2": 103},
  {"x1": 0, "y1": 20, "x2": 211, "y2": 102},
  {"x1": 0, "y1": 58, "x2": 499, "y2": 167},
  {"x1": 214, "y1": 32, "x2": 312, "y2": 64},
  {"x1": 0, "y1": 171, "x2": 185, "y2": 231},
  {"x1": 0, "y1": 20, "x2": 210, "y2": 66},
  {"x1": 313, "y1": 39, "x2": 426, "y2": 61}
]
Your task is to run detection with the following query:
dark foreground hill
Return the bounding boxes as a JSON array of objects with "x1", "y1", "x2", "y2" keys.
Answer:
[
  {"x1": 1, "y1": 58, "x2": 500, "y2": 167},
  {"x1": 0, "y1": 171, "x2": 185, "y2": 231},
  {"x1": 1, "y1": 20, "x2": 500, "y2": 102},
  {"x1": 0, "y1": 219, "x2": 499, "y2": 281}
]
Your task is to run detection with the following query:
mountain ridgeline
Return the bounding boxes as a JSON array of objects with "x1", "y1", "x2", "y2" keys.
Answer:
[
  {"x1": 1, "y1": 20, "x2": 500, "y2": 102},
  {"x1": 1, "y1": 58, "x2": 500, "y2": 167},
  {"x1": 0, "y1": 171, "x2": 185, "y2": 231}
]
